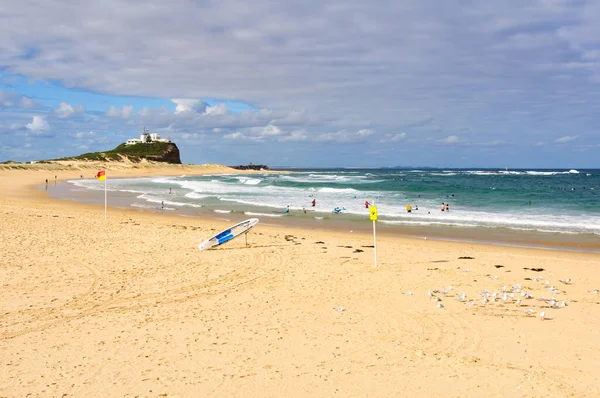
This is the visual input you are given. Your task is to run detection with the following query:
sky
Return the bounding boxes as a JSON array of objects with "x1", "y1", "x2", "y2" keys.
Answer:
[{"x1": 1, "y1": 0, "x2": 600, "y2": 168}]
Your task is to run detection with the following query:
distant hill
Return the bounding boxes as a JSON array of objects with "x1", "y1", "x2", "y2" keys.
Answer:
[{"x1": 54, "y1": 142, "x2": 182, "y2": 164}]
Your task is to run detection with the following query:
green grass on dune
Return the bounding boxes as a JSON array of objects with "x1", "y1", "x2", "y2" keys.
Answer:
[{"x1": 53, "y1": 143, "x2": 174, "y2": 162}]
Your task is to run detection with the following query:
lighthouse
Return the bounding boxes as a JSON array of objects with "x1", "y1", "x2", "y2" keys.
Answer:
[{"x1": 140, "y1": 127, "x2": 150, "y2": 143}]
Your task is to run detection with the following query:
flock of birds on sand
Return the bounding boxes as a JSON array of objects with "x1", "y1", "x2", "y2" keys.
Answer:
[
  {"x1": 333, "y1": 271, "x2": 599, "y2": 316},
  {"x1": 401, "y1": 274, "x2": 599, "y2": 320}
]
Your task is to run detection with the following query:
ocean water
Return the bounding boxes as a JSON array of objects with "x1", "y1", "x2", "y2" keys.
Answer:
[{"x1": 66, "y1": 168, "x2": 600, "y2": 236}]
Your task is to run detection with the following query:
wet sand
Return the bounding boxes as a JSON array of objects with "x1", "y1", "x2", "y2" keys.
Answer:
[{"x1": 1, "y1": 162, "x2": 599, "y2": 397}]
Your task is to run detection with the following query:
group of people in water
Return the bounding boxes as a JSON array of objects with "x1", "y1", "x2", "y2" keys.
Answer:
[
  {"x1": 405, "y1": 201, "x2": 449, "y2": 213},
  {"x1": 285, "y1": 195, "x2": 455, "y2": 215}
]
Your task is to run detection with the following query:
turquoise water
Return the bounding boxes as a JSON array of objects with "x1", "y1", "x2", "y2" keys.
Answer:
[{"x1": 66, "y1": 168, "x2": 600, "y2": 235}]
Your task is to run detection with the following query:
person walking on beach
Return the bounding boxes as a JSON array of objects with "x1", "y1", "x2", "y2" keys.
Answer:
[
  {"x1": 169, "y1": 188, "x2": 172, "y2": 194},
  {"x1": 441, "y1": 203, "x2": 445, "y2": 212},
  {"x1": 365, "y1": 201, "x2": 370, "y2": 208},
  {"x1": 285, "y1": 205, "x2": 290, "y2": 213},
  {"x1": 406, "y1": 204, "x2": 412, "y2": 213},
  {"x1": 312, "y1": 199, "x2": 316, "y2": 207}
]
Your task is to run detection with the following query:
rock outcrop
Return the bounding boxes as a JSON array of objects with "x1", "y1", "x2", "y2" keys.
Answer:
[
  {"x1": 143, "y1": 143, "x2": 181, "y2": 164},
  {"x1": 230, "y1": 164, "x2": 269, "y2": 170}
]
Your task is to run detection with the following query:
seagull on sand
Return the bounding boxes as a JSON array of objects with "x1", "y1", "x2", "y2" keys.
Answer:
[
  {"x1": 559, "y1": 279, "x2": 571, "y2": 284},
  {"x1": 539, "y1": 311, "x2": 546, "y2": 320},
  {"x1": 588, "y1": 290, "x2": 599, "y2": 294},
  {"x1": 437, "y1": 302, "x2": 444, "y2": 308}
]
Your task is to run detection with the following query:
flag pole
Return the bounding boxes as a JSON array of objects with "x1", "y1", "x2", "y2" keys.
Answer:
[
  {"x1": 373, "y1": 198, "x2": 377, "y2": 267},
  {"x1": 104, "y1": 172, "x2": 107, "y2": 220}
]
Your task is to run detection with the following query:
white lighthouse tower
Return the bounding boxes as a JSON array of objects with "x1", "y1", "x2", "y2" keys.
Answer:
[{"x1": 140, "y1": 127, "x2": 150, "y2": 143}]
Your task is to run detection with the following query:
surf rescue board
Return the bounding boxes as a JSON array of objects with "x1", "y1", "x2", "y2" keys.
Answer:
[{"x1": 198, "y1": 218, "x2": 259, "y2": 250}]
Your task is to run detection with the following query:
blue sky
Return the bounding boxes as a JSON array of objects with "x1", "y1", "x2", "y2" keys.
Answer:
[{"x1": 1, "y1": 0, "x2": 600, "y2": 168}]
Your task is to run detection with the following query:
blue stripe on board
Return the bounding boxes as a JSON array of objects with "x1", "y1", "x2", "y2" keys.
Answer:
[
  {"x1": 215, "y1": 228, "x2": 233, "y2": 240},
  {"x1": 217, "y1": 232, "x2": 234, "y2": 245}
]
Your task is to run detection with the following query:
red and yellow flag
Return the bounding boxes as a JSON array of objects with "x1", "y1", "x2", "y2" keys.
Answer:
[{"x1": 96, "y1": 170, "x2": 106, "y2": 181}]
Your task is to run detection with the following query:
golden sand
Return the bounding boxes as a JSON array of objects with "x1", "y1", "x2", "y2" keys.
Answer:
[{"x1": 1, "y1": 162, "x2": 599, "y2": 397}]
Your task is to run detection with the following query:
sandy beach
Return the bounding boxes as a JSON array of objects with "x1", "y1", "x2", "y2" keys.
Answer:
[{"x1": 1, "y1": 162, "x2": 600, "y2": 397}]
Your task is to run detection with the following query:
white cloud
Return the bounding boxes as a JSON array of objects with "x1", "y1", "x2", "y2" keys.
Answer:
[
  {"x1": 122, "y1": 105, "x2": 134, "y2": 118},
  {"x1": 205, "y1": 103, "x2": 229, "y2": 115},
  {"x1": 25, "y1": 115, "x2": 49, "y2": 132},
  {"x1": 180, "y1": 132, "x2": 203, "y2": 140},
  {"x1": 480, "y1": 140, "x2": 505, "y2": 146},
  {"x1": 555, "y1": 135, "x2": 579, "y2": 143},
  {"x1": 224, "y1": 132, "x2": 246, "y2": 140},
  {"x1": 20, "y1": 97, "x2": 37, "y2": 109},
  {"x1": 441, "y1": 136, "x2": 459, "y2": 144},
  {"x1": 279, "y1": 130, "x2": 308, "y2": 142},
  {"x1": 380, "y1": 132, "x2": 406, "y2": 143},
  {"x1": 106, "y1": 105, "x2": 134, "y2": 118},
  {"x1": 0, "y1": 89, "x2": 39, "y2": 109},
  {"x1": 72, "y1": 131, "x2": 96, "y2": 139},
  {"x1": 535, "y1": 141, "x2": 545, "y2": 146},
  {"x1": 54, "y1": 102, "x2": 85, "y2": 118},
  {"x1": 315, "y1": 128, "x2": 374, "y2": 143},
  {"x1": 171, "y1": 99, "x2": 228, "y2": 116},
  {"x1": 172, "y1": 99, "x2": 207, "y2": 114},
  {"x1": 257, "y1": 124, "x2": 282, "y2": 136}
]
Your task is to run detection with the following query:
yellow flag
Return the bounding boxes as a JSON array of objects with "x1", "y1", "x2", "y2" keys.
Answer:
[{"x1": 370, "y1": 205, "x2": 378, "y2": 221}]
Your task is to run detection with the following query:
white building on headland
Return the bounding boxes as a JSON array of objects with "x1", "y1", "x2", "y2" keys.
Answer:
[{"x1": 125, "y1": 128, "x2": 171, "y2": 145}]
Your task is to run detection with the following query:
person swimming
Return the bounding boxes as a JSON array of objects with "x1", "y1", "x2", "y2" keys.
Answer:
[
  {"x1": 406, "y1": 204, "x2": 412, "y2": 213},
  {"x1": 441, "y1": 203, "x2": 445, "y2": 212}
]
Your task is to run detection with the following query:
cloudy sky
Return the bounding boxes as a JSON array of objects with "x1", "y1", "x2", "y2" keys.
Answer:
[{"x1": 1, "y1": 0, "x2": 599, "y2": 168}]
